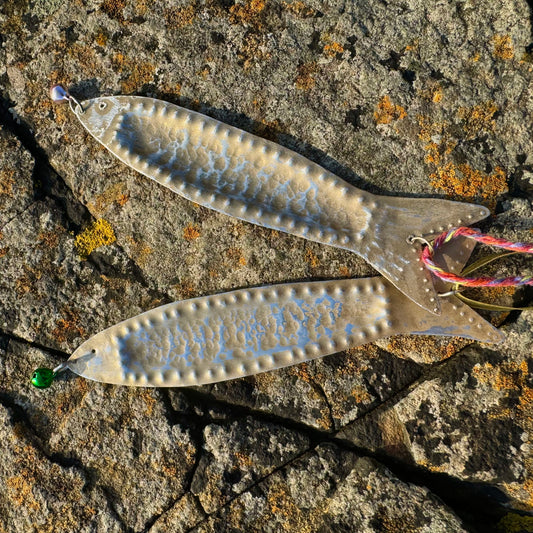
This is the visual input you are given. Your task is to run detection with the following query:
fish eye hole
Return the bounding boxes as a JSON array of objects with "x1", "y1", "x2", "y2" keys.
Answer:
[
  {"x1": 91, "y1": 349, "x2": 96, "y2": 353},
  {"x1": 98, "y1": 102, "x2": 107, "y2": 111}
]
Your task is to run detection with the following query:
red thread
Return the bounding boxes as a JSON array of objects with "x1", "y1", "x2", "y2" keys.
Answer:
[{"x1": 421, "y1": 227, "x2": 533, "y2": 288}]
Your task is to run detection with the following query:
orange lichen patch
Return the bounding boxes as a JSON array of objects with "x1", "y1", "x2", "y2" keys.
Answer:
[
  {"x1": 175, "y1": 280, "x2": 197, "y2": 299},
  {"x1": 38, "y1": 230, "x2": 61, "y2": 248},
  {"x1": 112, "y1": 53, "x2": 155, "y2": 94},
  {"x1": 0, "y1": 247, "x2": 8, "y2": 258},
  {"x1": 281, "y1": 0, "x2": 318, "y2": 17},
  {"x1": 338, "y1": 265, "x2": 351, "y2": 277},
  {"x1": 470, "y1": 52, "x2": 481, "y2": 62},
  {"x1": 323, "y1": 42, "x2": 344, "y2": 57},
  {"x1": 75, "y1": 219, "x2": 117, "y2": 260},
  {"x1": 127, "y1": 236, "x2": 154, "y2": 267},
  {"x1": 430, "y1": 164, "x2": 507, "y2": 209},
  {"x1": 417, "y1": 115, "x2": 448, "y2": 143},
  {"x1": 140, "y1": 390, "x2": 157, "y2": 416},
  {"x1": 493, "y1": 34, "x2": 515, "y2": 60},
  {"x1": 304, "y1": 248, "x2": 320, "y2": 268},
  {"x1": 15, "y1": 266, "x2": 42, "y2": 296},
  {"x1": 0, "y1": 169, "x2": 15, "y2": 195},
  {"x1": 418, "y1": 83, "x2": 443, "y2": 104},
  {"x1": 457, "y1": 101, "x2": 498, "y2": 139},
  {"x1": 237, "y1": 33, "x2": 272, "y2": 71},
  {"x1": 234, "y1": 451, "x2": 254, "y2": 468},
  {"x1": 351, "y1": 385, "x2": 372, "y2": 404},
  {"x1": 423, "y1": 141, "x2": 456, "y2": 167},
  {"x1": 498, "y1": 512, "x2": 533, "y2": 533},
  {"x1": 504, "y1": 480, "x2": 533, "y2": 510},
  {"x1": 67, "y1": 43, "x2": 99, "y2": 73},
  {"x1": 87, "y1": 182, "x2": 130, "y2": 215},
  {"x1": 253, "y1": 118, "x2": 281, "y2": 142},
  {"x1": 295, "y1": 62, "x2": 317, "y2": 90},
  {"x1": 6, "y1": 475, "x2": 40, "y2": 510},
  {"x1": 226, "y1": 247, "x2": 247, "y2": 267},
  {"x1": 288, "y1": 362, "x2": 314, "y2": 384},
  {"x1": 94, "y1": 29, "x2": 108, "y2": 47},
  {"x1": 183, "y1": 223, "x2": 201, "y2": 241},
  {"x1": 404, "y1": 39, "x2": 419, "y2": 52},
  {"x1": 373, "y1": 95, "x2": 407, "y2": 125},
  {"x1": 472, "y1": 360, "x2": 528, "y2": 392},
  {"x1": 52, "y1": 309, "x2": 85, "y2": 344},
  {"x1": 229, "y1": 0, "x2": 266, "y2": 26},
  {"x1": 100, "y1": 0, "x2": 127, "y2": 22},
  {"x1": 164, "y1": 4, "x2": 196, "y2": 29},
  {"x1": 386, "y1": 335, "x2": 466, "y2": 363}
]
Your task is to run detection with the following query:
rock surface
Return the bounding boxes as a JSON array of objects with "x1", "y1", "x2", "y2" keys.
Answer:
[{"x1": 1, "y1": 0, "x2": 532, "y2": 531}]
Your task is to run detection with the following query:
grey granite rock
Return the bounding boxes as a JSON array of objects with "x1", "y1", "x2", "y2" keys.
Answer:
[
  {"x1": 190, "y1": 443, "x2": 468, "y2": 533},
  {"x1": 1, "y1": 0, "x2": 532, "y2": 531},
  {"x1": 0, "y1": 402, "x2": 124, "y2": 533}
]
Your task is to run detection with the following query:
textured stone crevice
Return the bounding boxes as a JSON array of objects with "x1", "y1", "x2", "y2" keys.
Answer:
[
  {"x1": 0, "y1": 329, "x2": 70, "y2": 361},
  {"x1": 0, "y1": 92, "x2": 92, "y2": 231}
]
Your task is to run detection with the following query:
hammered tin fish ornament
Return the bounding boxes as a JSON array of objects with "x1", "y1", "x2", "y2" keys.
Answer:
[
  {"x1": 59, "y1": 90, "x2": 491, "y2": 315},
  {"x1": 33, "y1": 236, "x2": 503, "y2": 388}
]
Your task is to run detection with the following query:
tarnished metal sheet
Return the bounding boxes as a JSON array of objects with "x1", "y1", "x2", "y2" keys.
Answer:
[
  {"x1": 73, "y1": 96, "x2": 490, "y2": 314},
  {"x1": 65, "y1": 277, "x2": 503, "y2": 387}
]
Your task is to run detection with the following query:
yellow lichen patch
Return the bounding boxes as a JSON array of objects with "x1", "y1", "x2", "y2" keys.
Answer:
[
  {"x1": 183, "y1": 223, "x2": 201, "y2": 241},
  {"x1": 75, "y1": 219, "x2": 116, "y2": 260},
  {"x1": 164, "y1": 4, "x2": 196, "y2": 29},
  {"x1": 281, "y1": 0, "x2": 318, "y2": 17},
  {"x1": 323, "y1": 42, "x2": 344, "y2": 57},
  {"x1": 230, "y1": 0, "x2": 266, "y2": 26},
  {"x1": 493, "y1": 35, "x2": 515, "y2": 60},
  {"x1": 497, "y1": 512, "x2": 533, "y2": 533},
  {"x1": 295, "y1": 62, "x2": 317, "y2": 90},
  {"x1": 112, "y1": 53, "x2": 155, "y2": 94},
  {"x1": 304, "y1": 248, "x2": 320, "y2": 268},
  {"x1": 457, "y1": 101, "x2": 498, "y2": 139},
  {"x1": 0, "y1": 168, "x2": 15, "y2": 196},
  {"x1": 373, "y1": 95, "x2": 407, "y2": 125},
  {"x1": 430, "y1": 164, "x2": 507, "y2": 210}
]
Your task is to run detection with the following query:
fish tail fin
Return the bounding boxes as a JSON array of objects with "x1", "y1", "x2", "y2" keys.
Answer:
[{"x1": 361, "y1": 195, "x2": 490, "y2": 314}]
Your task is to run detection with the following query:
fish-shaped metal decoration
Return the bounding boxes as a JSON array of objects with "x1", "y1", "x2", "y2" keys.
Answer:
[
  {"x1": 54, "y1": 87, "x2": 490, "y2": 315},
  {"x1": 32, "y1": 236, "x2": 504, "y2": 388}
]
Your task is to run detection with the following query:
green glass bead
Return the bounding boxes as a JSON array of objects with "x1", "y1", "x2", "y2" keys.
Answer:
[{"x1": 31, "y1": 368, "x2": 56, "y2": 388}]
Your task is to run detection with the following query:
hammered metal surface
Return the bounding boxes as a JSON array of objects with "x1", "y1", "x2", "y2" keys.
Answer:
[
  {"x1": 74, "y1": 96, "x2": 490, "y2": 314},
  {"x1": 66, "y1": 277, "x2": 503, "y2": 387}
]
